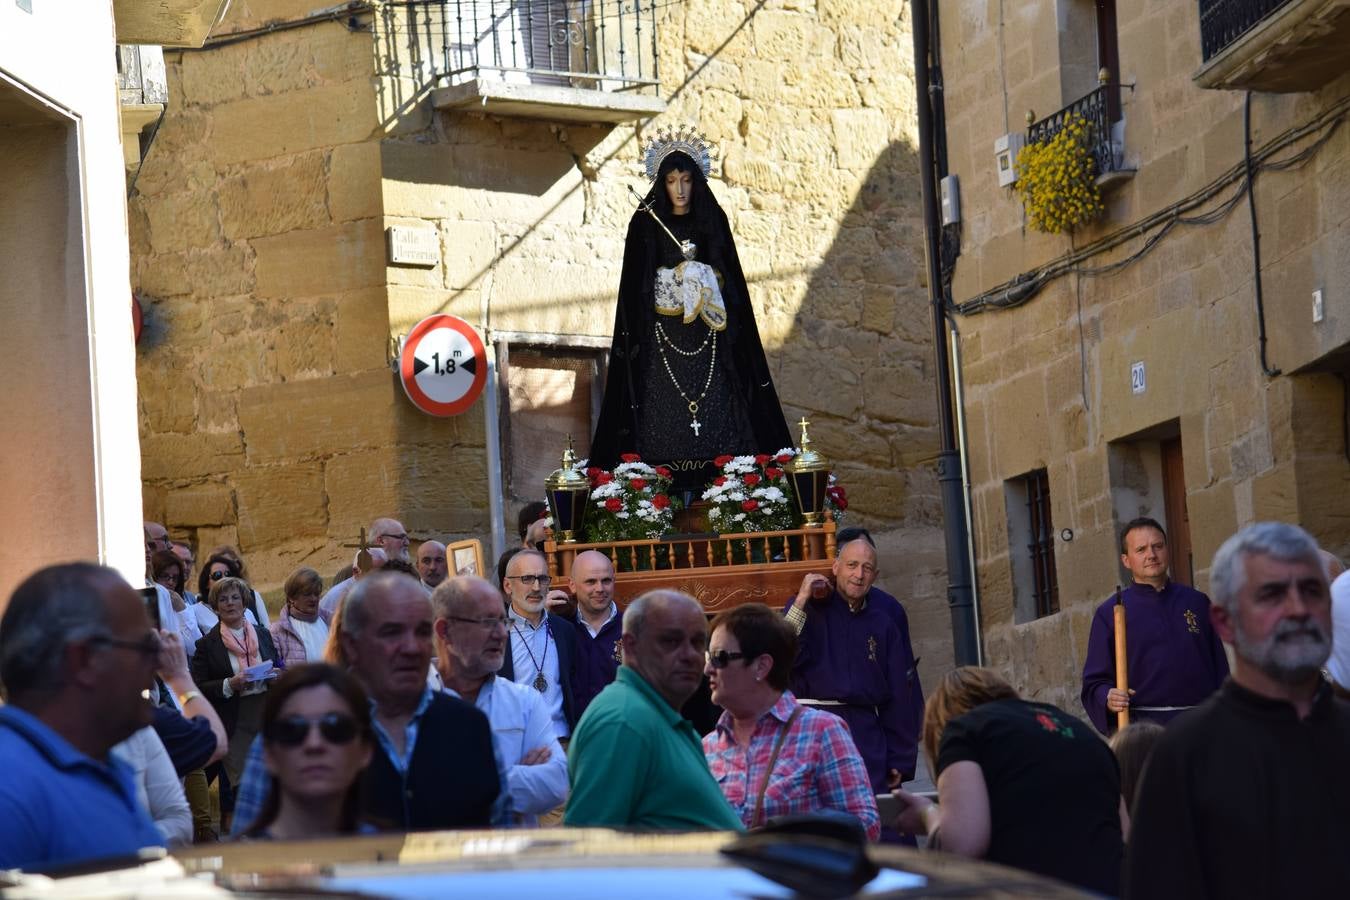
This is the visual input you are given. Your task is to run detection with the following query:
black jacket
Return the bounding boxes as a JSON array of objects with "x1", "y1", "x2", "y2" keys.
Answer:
[
  {"x1": 501, "y1": 611, "x2": 579, "y2": 730},
  {"x1": 189, "y1": 623, "x2": 279, "y2": 737},
  {"x1": 361, "y1": 692, "x2": 500, "y2": 830}
]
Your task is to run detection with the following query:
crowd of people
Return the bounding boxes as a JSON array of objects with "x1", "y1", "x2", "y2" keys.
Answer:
[{"x1": 0, "y1": 509, "x2": 1347, "y2": 898}]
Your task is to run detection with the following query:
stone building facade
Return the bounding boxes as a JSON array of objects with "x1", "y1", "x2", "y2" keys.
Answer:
[
  {"x1": 129, "y1": 0, "x2": 953, "y2": 673},
  {"x1": 936, "y1": 0, "x2": 1350, "y2": 711}
]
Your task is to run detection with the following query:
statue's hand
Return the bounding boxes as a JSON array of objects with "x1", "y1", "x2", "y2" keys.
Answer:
[{"x1": 680, "y1": 240, "x2": 697, "y2": 260}]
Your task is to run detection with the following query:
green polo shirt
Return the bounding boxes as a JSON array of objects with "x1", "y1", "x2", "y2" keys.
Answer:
[{"x1": 564, "y1": 666, "x2": 743, "y2": 831}]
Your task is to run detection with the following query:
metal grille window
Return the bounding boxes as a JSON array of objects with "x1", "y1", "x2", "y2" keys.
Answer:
[
  {"x1": 1006, "y1": 469, "x2": 1060, "y2": 622},
  {"x1": 391, "y1": 0, "x2": 659, "y2": 93},
  {"x1": 1199, "y1": 0, "x2": 1295, "y2": 61},
  {"x1": 1026, "y1": 83, "x2": 1123, "y2": 181}
]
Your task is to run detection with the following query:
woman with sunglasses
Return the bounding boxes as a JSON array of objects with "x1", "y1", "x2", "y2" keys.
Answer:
[
  {"x1": 191, "y1": 575, "x2": 280, "y2": 832},
  {"x1": 701, "y1": 603, "x2": 880, "y2": 839},
  {"x1": 240, "y1": 663, "x2": 373, "y2": 839}
]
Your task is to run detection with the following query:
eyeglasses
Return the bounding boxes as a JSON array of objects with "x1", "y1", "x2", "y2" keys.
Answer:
[
  {"x1": 449, "y1": 615, "x2": 511, "y2": 630},
  {"x1": 505, "y1": 574, "x2": 551, "y2": 587},
  {"x1": 705, "y1": 649, "x2": 749, "y2": 669},
  {"x1": 376, "y1": 533, "x2": 409, "y2": 543},
  {"x1": 209, "y1": 570, "x2": 230, "y2": 582},
  {"x1": 264, "y1": 712, "x2": 362, "y2": 747},
  {"x1": 92, "y1": 633, "x2": 161, "y2": 660}
]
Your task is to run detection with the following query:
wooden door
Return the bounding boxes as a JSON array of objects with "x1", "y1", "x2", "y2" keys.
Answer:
[{"x1": 1160, "y1": 438, "x2": 1193, "y2": 585}]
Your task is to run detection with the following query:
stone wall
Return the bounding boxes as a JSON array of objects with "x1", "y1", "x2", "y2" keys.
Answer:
[
  {"x1": 938, "y1": 0, "x2": 1350, "y2": 711},
  {"x1": 131, "y1": 0, "x2": 954, "y2": 681}
]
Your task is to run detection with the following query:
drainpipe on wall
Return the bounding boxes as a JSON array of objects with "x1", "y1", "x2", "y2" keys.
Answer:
[{"x1": 911, "y1": 0, "x2": 981, "y2": 666}]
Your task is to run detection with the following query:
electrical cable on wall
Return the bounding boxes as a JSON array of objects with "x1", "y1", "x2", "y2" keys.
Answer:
[{"x1": 954, "y1": 94, "x2": 1350, "y2": 317}]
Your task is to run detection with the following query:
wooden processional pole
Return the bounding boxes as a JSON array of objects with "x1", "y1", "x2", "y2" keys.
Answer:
[{"x1": 1114, "y1": 585, "x2": 1129, "y2": 730}]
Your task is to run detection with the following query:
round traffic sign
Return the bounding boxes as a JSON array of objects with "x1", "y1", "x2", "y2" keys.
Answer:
[{"x1": 398, "y1": 315, "x2": 488, "y2": 416}]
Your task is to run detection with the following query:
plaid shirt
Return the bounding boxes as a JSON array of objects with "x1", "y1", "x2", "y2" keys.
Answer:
[{"x1": 703, "y1": 691, "x2": 880, "y2": 840}]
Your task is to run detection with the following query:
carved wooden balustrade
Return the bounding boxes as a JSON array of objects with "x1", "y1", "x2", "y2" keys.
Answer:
[{"x1": 543, "y1": 520, "x2": 837, "y2": 614}]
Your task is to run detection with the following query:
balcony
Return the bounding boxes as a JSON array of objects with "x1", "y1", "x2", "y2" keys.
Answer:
[
  {"x1": 112, "y1": 0, "x2": 232, "y2": 47},
  {"x1": 404, "y1": 0, "x2": 666, "y2": 124},
  {"x1": 1196, "y1": 0, "x2": 1350, "y2": 92},
  {"x1": 1026, "y1": 84, "x2": 1134, "y2": 191},
  {"x1": 117, "y1": 45, "x2": 167, "y2": 173}
]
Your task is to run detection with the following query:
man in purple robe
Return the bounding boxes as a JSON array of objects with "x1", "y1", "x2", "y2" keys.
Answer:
[
  {"x1": 785, "y1": 529, "x2": 922, "y2": 794},
  {"x1": 1081, "y1": 517, "x2": 1229, "y2": 735}
]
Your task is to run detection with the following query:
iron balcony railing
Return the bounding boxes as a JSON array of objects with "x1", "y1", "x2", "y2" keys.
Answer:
[
  {"x1": 1026, "y1": 83, "x2": 1121, "y2": 181},
  {"x1": 1198, "y1": 0, "x2": 1295, "y2": 61},
  {"x1": 396, "y1": 0, "x2": 659, "y2": 92}
]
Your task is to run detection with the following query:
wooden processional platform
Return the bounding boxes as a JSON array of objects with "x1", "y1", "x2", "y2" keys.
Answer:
[{"x1": 544, "y1": 519, "x2": 837, "y2": 615}]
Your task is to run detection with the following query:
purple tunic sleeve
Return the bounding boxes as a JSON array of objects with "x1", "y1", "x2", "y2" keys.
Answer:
[
  {"x1": 880, "y1": 624, "x2": 919, "y2": 780},
  {"x1": 1080, "y1": 600, "x2": 1116, "y2": 735}
]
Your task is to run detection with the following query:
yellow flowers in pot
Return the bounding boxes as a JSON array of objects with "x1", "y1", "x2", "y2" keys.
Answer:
[{"x1": 1014, "y1": 113, "x2": 1105, "y2": 234}]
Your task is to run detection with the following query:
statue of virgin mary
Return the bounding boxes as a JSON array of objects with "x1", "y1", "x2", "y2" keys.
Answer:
[{"x1": 589, "y1": 126, "x2": 791, "y2": 492}]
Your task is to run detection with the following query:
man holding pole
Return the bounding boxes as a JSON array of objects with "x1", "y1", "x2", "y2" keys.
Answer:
[{"x1": 1081, "y1": 518, "x2": 1229, "y2": 735}]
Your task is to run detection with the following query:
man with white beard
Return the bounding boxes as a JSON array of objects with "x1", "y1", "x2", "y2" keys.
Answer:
[{"x1": 1125, "y1": 522, "x2": 1350, "y2": 900}]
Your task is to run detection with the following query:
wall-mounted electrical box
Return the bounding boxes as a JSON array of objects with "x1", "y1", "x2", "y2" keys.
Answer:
[{"x1": 940, "y1": 174, "x2": 961, "y2": 226}]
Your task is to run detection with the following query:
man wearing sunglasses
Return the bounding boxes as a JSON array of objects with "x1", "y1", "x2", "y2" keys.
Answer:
[{"x1": 0, "y1": 564, "x2": 168, "y2": 870}]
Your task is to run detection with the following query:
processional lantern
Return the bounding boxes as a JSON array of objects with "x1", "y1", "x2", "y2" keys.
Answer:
[
  {"x1": 544, "y1": 435, "x2": 591, "y2": 544},
  {"x1": 786, "y1": 417, "x2": 832, "y2": 528}
]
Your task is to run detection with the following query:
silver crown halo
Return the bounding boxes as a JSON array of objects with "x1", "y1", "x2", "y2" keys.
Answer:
[{"x1": 642, "y1": 124, "x2": 719, "y2": 182}]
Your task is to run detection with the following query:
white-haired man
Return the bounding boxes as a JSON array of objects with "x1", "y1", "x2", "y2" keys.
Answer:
[
  {"x1": 1125, "y1": 522, "x2": 1350, "y2": 899},
  {"x1": 431, "y1": 576, "x2": 567, "y2": 825}
]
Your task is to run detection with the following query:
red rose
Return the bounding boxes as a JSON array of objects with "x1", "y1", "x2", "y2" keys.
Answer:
[
  {"x1": 776, "y1": 453, "x2": 793, "y2": 463},
  {"x1": 743, "y1": 473, "x2": 761, "y2": 486},
  {"x1": 595, "y1": 472, "x2": 614, "y2": 485},
  {"x1": 827, "y1": 485, "x2": 848, "y2": 511},
  {"x1": 713, "y1": 475, "x2": 727, "y2": 487},
  {"x1": 714, "y1": 454, "x2": 734, "y2": 467},
  {"x1": 629, "y1": 478, "x2": 648, "y2": 490},
  {"x1": 741, "y1": 499, "x2": 758, "y2": 512},
  {"x1": 587, "y1": 467, "x2": 601, "y2": 478},
  {"x1": 765, "y1": 467, "x2": 784, "y2": 480},
  {"x1": 604, "y1": 497, "x2": 623, "y2": 512},
  {"x1": 652, "y1": 494, "x2": 671, "y2": 509},
  {"x1": 755, "y1": 453, "x2": 772, "y2": 464},
  {"x1": 620, "y1": 453, "x2": 641, "y2": 463},
  {"x1": 655, "y1": 466, "x2": 672, "y2": 478}
]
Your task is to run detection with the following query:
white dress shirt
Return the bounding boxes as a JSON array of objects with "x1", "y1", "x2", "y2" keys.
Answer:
[
  {"x1": 442, "y1": 674, "x2": 569, "y2": 824},
  {"x1": 506, "y1": 608, "x2": 567, "y2": 739}
]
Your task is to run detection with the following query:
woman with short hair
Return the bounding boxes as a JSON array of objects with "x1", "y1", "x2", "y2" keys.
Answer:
[
  {"x1": 270, "y1": 567, "x2": 331, "y2": 668},
  {"x1": 190, "y1": 575, "x2": 280, "y2": 828},
  {"x1": 701, "y1": 603, "x2": 879, "y2": 839},
  {"x1": 239, "y1": 664, "x2": 374, "y2": 839},
  {"x1": 892, "y1": 667, "x2": 1124, "y2": 894}
]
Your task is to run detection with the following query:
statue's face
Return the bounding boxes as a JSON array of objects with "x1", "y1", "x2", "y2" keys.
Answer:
[{"x1": 665, "y1": 168, "x2": 692, "y2": 215}]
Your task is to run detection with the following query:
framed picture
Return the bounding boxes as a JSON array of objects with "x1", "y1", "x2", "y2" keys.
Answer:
[{"x1": 448, "y1": 538, "x2": 484, "y2": 577}]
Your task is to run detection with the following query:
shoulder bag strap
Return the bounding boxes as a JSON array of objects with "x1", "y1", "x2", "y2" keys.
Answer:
[{"x1": 751, "y1": 706, "x2": 804, "y2": 828}]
